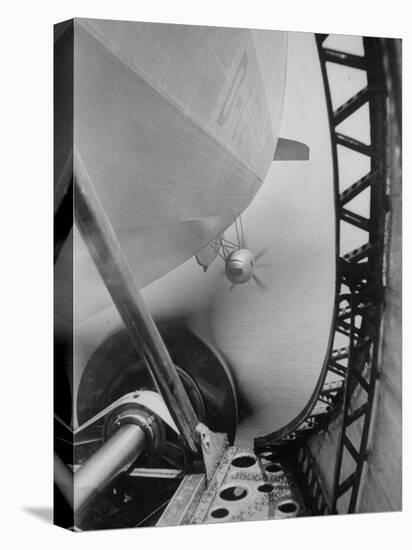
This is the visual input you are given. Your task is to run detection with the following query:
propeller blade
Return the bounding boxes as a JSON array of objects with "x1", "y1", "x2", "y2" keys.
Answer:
[
  {"x1": 255, "y1": 263, "x2": 274, "y2": 268},
  {"x1": 255, "y1": 247, "x2": 268, "y2": 262},
  {"x1": 228, "y1": 283, "x2": 237, "y2": 293},
  {"x1": 253, "y1": 274, "x2": 268, "y2": 292}
]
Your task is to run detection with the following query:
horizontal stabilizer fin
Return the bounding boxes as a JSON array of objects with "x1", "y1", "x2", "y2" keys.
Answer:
[{"x1": 274, "y1": 138, "x2": 310, "y2": 161}]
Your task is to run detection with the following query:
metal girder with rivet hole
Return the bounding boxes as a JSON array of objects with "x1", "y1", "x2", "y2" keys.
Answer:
[
  {"x1": 188, "y1": 447, "x2": 303, "y2": 525},
  {"x1": 324, "y1": 48, "x2": 366, "y2": 70},
  {"x1": 196, "y1": 423, "x2": 229, "y2": 483},
  {"x1": 333, "y1": 87, "x2": 373, "y2": 126},
  {"x1": 156, "y1": 474, "x2": 206, "y2": 526},
  {"x1": 335, "y1": 133, "x2": 374, "y2": 156},
  {"x1": 339, "y1": 171, "x2": 378, "y2": 205}
]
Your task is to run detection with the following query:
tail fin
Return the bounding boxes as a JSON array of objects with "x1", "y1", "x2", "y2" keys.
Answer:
[{"x1": 274, "y1": 138, "x2": 310, "y2": 161}]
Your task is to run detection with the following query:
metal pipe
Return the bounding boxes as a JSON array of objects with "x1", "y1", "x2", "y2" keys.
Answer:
[
  {"x1": 74, "y1": 423, "x2": 146, "y2": 522},
  {"x1": 73, "y1": 147, "x2": 199, "y2": 455}
]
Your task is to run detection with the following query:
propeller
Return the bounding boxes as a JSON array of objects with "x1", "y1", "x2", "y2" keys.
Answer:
[
  {"x1": 252, "y1": 274, "x2": 268, "y2": 292},
  {"x1": 217, "y1": 218, "x2": 273, "y2": 293},
  {"x1": 254, "y1": 247, "x2": 269, "y2": 262},
  {"x1": 222, "y1": 245, "x2": 272, "y2": 293}
]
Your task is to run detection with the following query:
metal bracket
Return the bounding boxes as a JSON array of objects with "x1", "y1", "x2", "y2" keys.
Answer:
[
  {"x1": 196, "y1": 423, "x2": 228, "y2": 483},
  {"x1": 73, "y1": 390, "x2": 179, "y2": 438}
]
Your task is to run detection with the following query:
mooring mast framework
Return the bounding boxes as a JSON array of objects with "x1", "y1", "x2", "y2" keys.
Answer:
[{"x1": 255, "y1": 35, "x2": 400, "y2": 515}]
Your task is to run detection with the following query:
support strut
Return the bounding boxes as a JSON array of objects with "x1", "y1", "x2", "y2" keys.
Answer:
[{"x1": 73, "y1": 147, "x2": 200, "y2": 456}]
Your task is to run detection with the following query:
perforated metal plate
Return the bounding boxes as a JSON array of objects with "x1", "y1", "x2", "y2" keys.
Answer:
[{"x1": 157, "y1": 447, "x2": 305, "y2": 526}]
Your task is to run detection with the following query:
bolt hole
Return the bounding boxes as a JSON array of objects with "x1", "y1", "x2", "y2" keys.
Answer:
[
  {"x1": 211, "y1": 507, "x2": 229, "y2": 519},
  {"x1": 257, "y1": 483, "x2": 275, "y2": 493},
  {"x1": 278, "y1": 500, "x2": 298, "y2": 514},
  {"x1": 220, "y1": 486, "x2": 248, "y2": 501},
  {"x1": 265, "y1": 463, "x2": 283, "y2": 474},
  {"x1": 231, "y1": 455, "x2": 257, "y2": 468}
]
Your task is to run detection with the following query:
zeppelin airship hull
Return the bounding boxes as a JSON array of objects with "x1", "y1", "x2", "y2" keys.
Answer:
[
  {"x1": 73, "y1": 20, "x2": 287, "y2": 288},
  {"x1": 54, "y1": 19, "x2": 288, "y2": 428}
]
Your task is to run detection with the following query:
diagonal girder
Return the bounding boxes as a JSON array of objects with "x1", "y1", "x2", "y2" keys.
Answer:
[
  {"x1": 328, "y1": 362, "x2": 347, "y2": 377},
  {"x1": 333, "y1": 86, "x2": 373, "y2": 126},
  {"x1": 324, "y1": 48, "x2": 366, "y2": 70},
  {"x1": 331, "y1": 347, "x2": 349, "y2": 361},
  {"x1": 336, "y1": 132, "x2": 374, "y2": 156},
  {"x1": 343, "y1": 434, "x2": 360, "y2": 462},
  {"x1": 336, "y1": 472, "x2": 356, "y2": 499},
  {"x1": 345, "y1": 403, "x2": 368, "y2": 426},
  {"x1": 343, "y1": 242, "x2": 373, "y2": 263},
  {"x1": 339, "y1": 170, "x2": 377, "y2": 206},
  {"x1": 340, "y1": 207, "x2": 370, "y2": 231}
]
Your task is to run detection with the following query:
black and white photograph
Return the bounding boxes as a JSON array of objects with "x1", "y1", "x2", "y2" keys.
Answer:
[
  {"x1": 3, "y1": 3, "x2": 408, "y2": 547},
  {"x1": 53, "y1": 17, "x2": 402, "y2": 531}
]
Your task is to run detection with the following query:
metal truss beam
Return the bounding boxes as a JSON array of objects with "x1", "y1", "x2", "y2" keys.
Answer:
[
  {"x1": 324, "y1": 48, "x2": 367, "y2": 70},
  {"x1": 254, "y1": 35, "x2": 389, "y2": 516},
  {"x1": 333, "y1": 86, "x2": 373, "y2": 126}
]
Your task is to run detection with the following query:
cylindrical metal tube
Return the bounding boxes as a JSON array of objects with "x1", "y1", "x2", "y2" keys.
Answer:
[
  {"x1": 74, "y1": 423, "x2": 146, "y2": 522},
  {"x1": 74, "y1": 148, "x2": 199, "y2": 455}
]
